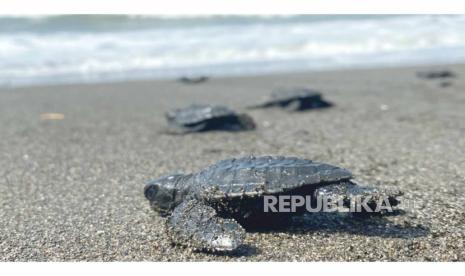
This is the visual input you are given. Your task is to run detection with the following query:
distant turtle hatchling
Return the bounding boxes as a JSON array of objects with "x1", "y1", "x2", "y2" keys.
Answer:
[
  {"x1": 249, "y1": 87, "x2": 333, "y2": 111},
  {"x1": 164, "y1": 104, "x2": 256, "y2": 134},
  {"x1": 416, "y1": 70, "x2": 456, "y2": 79},
  {"x1": 177, "y1": 76, "x2": 209, "y2": 84},
  {"x1": 416, "y1": 70, "x2": 457, "y2": 88},
  {"x1": 144, "y1": 156, "x2": 402, "y2": 252}
]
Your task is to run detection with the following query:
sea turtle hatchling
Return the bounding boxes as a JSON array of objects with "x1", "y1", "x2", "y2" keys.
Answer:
[
  {"x1": 177, "y1": 76, "x2": 209, "y2": 84},
  {"x1": 249, "y1": 87, "x2": 333, "y2": 111},
  {"x1": 144, "y1": 156, "x2": 402, "y2": 252},
  {"x1": 416, "y1": 70, "x2": 456, "y2": 79},
  {"x1": 164, "y1": 104, "x2": 256, "y2": 134}
]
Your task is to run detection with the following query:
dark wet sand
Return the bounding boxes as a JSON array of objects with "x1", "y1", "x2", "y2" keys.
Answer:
[{"x1": 1, "y1": 64, "x2": 464, "y2": 261}]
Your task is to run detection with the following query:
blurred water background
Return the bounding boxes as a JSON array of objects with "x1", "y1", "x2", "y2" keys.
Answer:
[{"x1": 2, "y1": 15, "x2": 465, "y2": 86}]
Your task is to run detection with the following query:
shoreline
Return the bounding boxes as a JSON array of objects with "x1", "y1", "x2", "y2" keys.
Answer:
[
  {"x1": 3, "y1": 61, "x2": 465, "y2": 90},
  {"x1": 1, "y1": 63, "x2": 464, "y2": 261}
]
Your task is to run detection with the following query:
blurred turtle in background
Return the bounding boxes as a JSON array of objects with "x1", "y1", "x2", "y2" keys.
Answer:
[
  {"x1": 178, "y1": 76, "x2": 209, "y2": 84},
  {"x1": 164, "y1": 104, "x2": 256, "y2": 134},
  {"x1": 416, "y1": 70, "x2": 456, "y2": 79},
  {"x1": 249, "y1": 87, "x2": 333, "y2": 111}
]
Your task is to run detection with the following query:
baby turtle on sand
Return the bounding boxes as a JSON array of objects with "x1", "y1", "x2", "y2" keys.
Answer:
[
  {"x1": 178, "y1": 76, "x2": 209, "y2": 84},
  {"x1": 164, "y1": 104, "x2": 256, "y2": 134},
  {"x1": 144, "y1": 156, "x2": 402, "y2": 252},
  {"x1": 249, "y1": 87, "x2": 332, "y2": 111},
  {"x1": 416, "y1": 70, "x2": 456, "y2": 79}
]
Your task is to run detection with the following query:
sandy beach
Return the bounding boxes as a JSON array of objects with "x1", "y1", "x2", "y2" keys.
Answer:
[{"x1": 0, "y1": 64, "x2": 464, "y2": 261}]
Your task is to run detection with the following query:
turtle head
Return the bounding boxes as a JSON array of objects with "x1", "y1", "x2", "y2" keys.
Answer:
[{"x1": 144, "y1": 174, "x2": 185, "y2": 216}]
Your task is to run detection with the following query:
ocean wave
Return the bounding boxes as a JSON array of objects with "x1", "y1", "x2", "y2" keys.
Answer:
[{"x1": 1, "y1": 15, "x2": 465, "y2": 86}]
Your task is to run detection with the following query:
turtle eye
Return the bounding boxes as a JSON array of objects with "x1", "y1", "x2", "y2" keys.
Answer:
[{"x1": 144, "y1": 185, "x2": 158, "y2": 200}]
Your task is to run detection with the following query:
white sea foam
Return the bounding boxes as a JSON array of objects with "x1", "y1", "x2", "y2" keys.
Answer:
[{"x1": 1, "y1": 15, "x2": 465, "y2": 86}]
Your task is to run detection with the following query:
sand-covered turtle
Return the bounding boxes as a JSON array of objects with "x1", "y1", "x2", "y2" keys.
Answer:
[
  {"x1": 249, "y1": 87, "x2": 332, "y2": 111},
  {"x1": 164, "y1": 104, "x2": 256, "y2": 134},
  {"x1": 144, "y1": 156, "x2": 402, "y2": 252}
]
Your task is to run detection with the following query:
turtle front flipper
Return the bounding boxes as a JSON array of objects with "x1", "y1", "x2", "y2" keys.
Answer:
[
  {"x1": 167, "y1": 199, "x2": 245, "y2": 252},
  {"x1": 314, "y1": 181, "x2": 403, "y2": 215}
]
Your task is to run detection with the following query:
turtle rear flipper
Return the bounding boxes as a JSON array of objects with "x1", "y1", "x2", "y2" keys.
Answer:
[
  {"x1": 314, "y1": 181, "x2": 402, "y2": 215},
  {"x1": 167, "y1": 199, "x2": 245, "y2": 252},
  {"x1": 235, "y1": 114, "x2": 256, "y2": 130},
  {"x1": 283, "y1": 99, "x2": 302, "y2": 111}
]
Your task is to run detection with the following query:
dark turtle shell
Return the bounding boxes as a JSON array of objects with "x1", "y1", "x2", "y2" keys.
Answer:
[
  {"x1": 165, "y1": 104, "x2": 237, "y2": 126},
  {"x1": 269, "y1": 87, "x2": 322, "y2": 103},
  {"x1": 191, "y1": 156, "x2": 352, "y2": 198}
]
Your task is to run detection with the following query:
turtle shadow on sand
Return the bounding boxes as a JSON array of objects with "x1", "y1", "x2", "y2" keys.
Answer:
[
  {"x1": 201, "y1": 211, "x2": 429, "y2": 258},
  {"x1": 205, "y1": 244, "x2": 262, "y2": 257},
  {"x1": 218, "y1": 212, "x2": 429, "y2": 257},
  {"x1": 257, "y1": 212, "x2": 427, "y2": 238}
]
